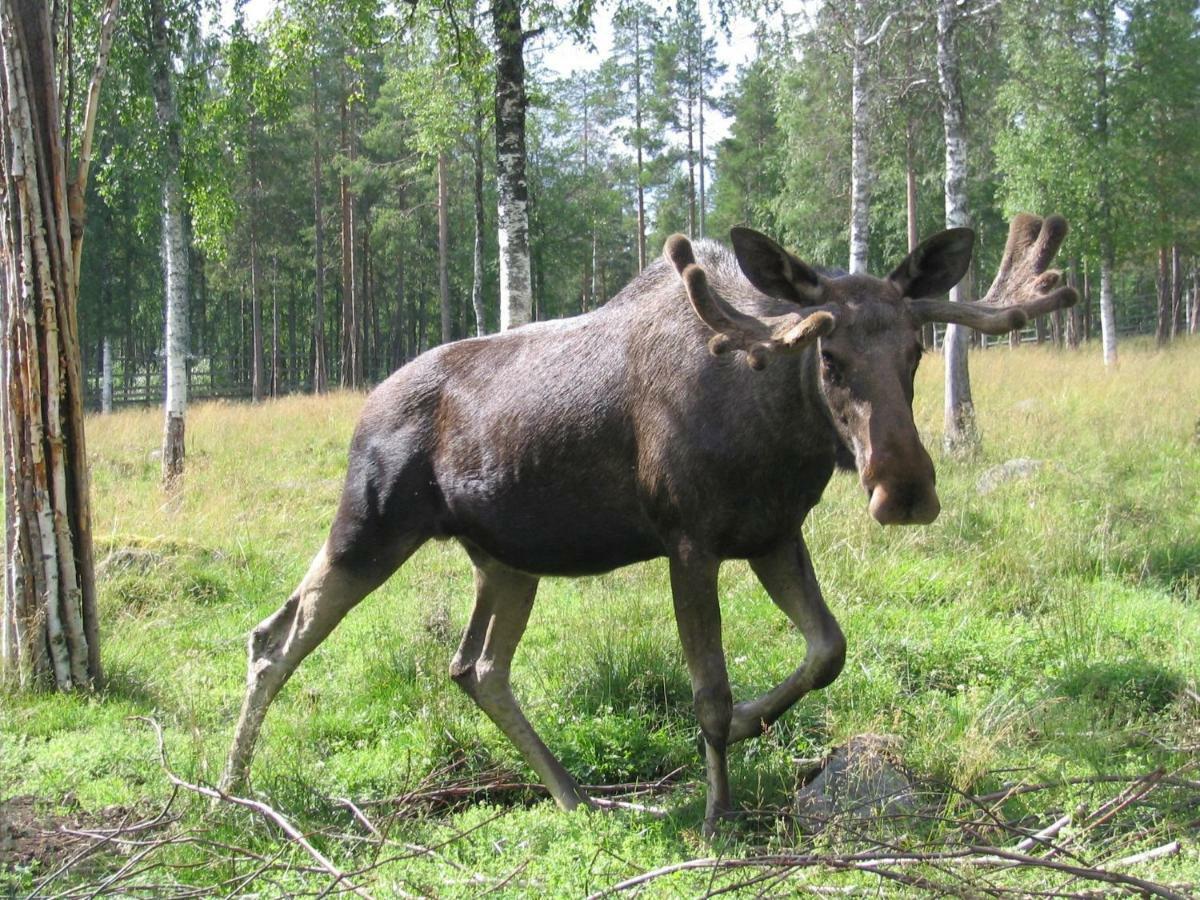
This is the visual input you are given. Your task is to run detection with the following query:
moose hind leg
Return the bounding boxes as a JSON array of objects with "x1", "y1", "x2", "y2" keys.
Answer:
[
  {"x1": 727, "y1": 537, "x2": 846, "y2": 745},
  {"x1": 220, "y1": 540, "x2": 415, "y2": 792},
  {"x1": 450, "y1": 556, "x2": 589, "y2": 810}
]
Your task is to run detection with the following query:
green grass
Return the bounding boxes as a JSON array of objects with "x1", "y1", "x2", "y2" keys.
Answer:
[{"x1": 3, "y1": 338, "x2": 1199, "y2": 895}]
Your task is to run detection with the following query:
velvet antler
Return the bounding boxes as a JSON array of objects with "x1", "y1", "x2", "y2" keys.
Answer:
[
  {"x1": 909, "y1": 214, "x2": 1079, "y2": 335},
  {"x1": 664, "y1": 234, "x2": 834, "y2": 370}
]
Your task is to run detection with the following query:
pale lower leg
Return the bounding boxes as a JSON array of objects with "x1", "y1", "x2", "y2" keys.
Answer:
[
  {"x1": 450, "y1": 560, "x2": 589, "y2": 810},
  {"x1": 221, "y1": 544, "x2": 402, "y2": 791},
  {"x1": 728, "y1": 538, "x2": 845, "y2": 744}
]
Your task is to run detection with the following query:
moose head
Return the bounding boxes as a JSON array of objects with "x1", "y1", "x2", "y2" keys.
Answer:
[{"x1": 666, "y1": 214, "x2": 1079, "y2": 527}]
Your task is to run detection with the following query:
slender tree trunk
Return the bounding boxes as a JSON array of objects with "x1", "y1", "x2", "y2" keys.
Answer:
[
  {"x1": 1155, "y1": 245, "x2": 1170, "y2": 346},
  {"x1": 633, "y1": 14, "x2": 646, "y2": 271},
  {"x1": 493, "y1": 0, "x2": 533, "y2": 330},
  {"x1": 361, "y1": 210, "x2": 374, "y2": 378},
  {"x1": 1082, "y1": 259, "x2": 1092, "y2": 341},
  {"x1": 310, "y1": 64, "x2": 327, "y2": 393},
  {"x1": 937, "y1": 0, "x2": 977, "y2": 454},
  {"x1": 248, "y1": 119, "x2": 265, "y2": 403},
  {"x1": 1094, "y1": 1, "x2": 1117, "y2": 367},
  {"x1": 1067, "y1": 260, "x2": 1082, "y2": 349},
  {"x1": 1189, "y1": 262, "x2": 1199, "y2": 335},
  {"x1": 1170, "y1": 243, "x2": 1183, "y2": 338},
  {"x1": 906, "y1": 117, "x2": 935, "y2": 349},
  {"x1": 437, "y1": 151, "x2": 452, "y2": 344},
  {"x1": 1099, "y1": 252, "x2": 1117, "y2": 365},
  {"x1": 100, "y1": 337, "x2": 113, "y2": 413},
  {"x1": 287, "y1": 283, "x2": 296, "y2": 391},
  {"x1": 697, "y1": 30, "x2": 705, "y2": 240},
  {"x1": 685, "y1": 77, "x2": 696, "y2": 238},
  {"x1": 149, "y1": 0, "x2": 188, "y2": 480},
  {"x1": 339, "y1": 69, "x2": 360, "y2": 385},
  {"x1": 849, "y1": 0, "x2": 871, "y2": 274},
  {"x1": 471, "y1": 104, "x2": 486, "y2": 336},
  {"x1": 1, "y1": 0, "x2": 105, "y2": 689},
  {"x1": 270, "y1": 256, "x2": 280, "y2": 396}
]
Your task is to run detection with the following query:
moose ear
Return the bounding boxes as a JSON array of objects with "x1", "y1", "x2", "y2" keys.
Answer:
[
  {"x1": 730, "y1": 227, "x2": 824, "y2": 305},
  {"x1": 888, "y1": 227, "x2": 975, "y2": 299}
]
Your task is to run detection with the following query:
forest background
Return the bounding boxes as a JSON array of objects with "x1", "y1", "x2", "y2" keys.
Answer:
[{"x1": 72, "y1": 0, "x2": 1200, "y2": 412}]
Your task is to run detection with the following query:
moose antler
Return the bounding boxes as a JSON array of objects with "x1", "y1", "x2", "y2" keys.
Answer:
[
  {"x1": 664, "y1": 234, "x2": 834, "y2": 370},
  {"x1": 909, "y1": 213, "x2": 1079, "y2": 335}
]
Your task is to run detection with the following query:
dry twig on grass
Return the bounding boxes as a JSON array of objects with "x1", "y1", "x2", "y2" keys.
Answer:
[{"x1": 134, "y1": 717, "x2": 382, "y2": 900}]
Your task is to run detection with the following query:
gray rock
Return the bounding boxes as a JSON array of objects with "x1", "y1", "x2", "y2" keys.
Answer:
[
  {"x1": 794, "y1": 734, "x2": 916, "y2": 825},
  {"x1": 976, "y1": 458, "x2": 1044, "y2": 495}
]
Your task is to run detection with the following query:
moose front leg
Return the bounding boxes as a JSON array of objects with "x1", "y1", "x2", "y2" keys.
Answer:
[
  {"x1": 728, "y1": 537, "x2": 846, "y2": 745},
  {"x1": 669, "y1": 548, "x2": 733, "y2": 835}
]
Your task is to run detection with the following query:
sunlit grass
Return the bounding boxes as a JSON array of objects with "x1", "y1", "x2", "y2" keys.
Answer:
[{"x1": 3, "y1": 336, "x2": 1198, "y2": 894}]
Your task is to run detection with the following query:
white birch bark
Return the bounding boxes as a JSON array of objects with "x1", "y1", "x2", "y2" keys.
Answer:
[
  {"x1": 1, "y1": 0, "x2": 102, "y2": 689},
  {"x1": 494, "y1": 0, "x2": 533, "y2": 330},
  {"x1": 438, "y1": 151, "x2": 452, "y2": 342},
  {"x1": 1190, "y1": 264, "x2": 1199, "y2": 335},
  {"x1": 1094, "y1": 3, "x2": 1117, "y2": 368},
  {"x1": 937, "y1": 0, "x2": 978, "y2": 454},
  {"x1": 150, "y1": 0, "x2": 188, "y2": 481},
  {"x1": 471, "y1": 105, "x2": 486, "y2": 337},
  {"x1": 1099, "y1": 255, "x2": 1117, "y2": 365},
  {"x1": 101, "y1": 336, "x2": 112, "y2": 413},
  {"x1": 848, "y1": 0, "x2": 871, "y2": 275}
]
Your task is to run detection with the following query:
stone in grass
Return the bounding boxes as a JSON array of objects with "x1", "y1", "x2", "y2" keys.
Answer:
[
  {"x1": 793, "y1": 734, "x2": 916, "y2": 828},
  {"x1": 976, "y1": 458, "x2": 1044, "y2": 495}
]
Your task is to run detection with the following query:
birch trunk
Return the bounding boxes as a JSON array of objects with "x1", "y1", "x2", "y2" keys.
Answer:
[
  {"x1": 1185, "y1": 266, "x2": 1195, "y2": 340},
  {"x1": 937, "y1": 0, "x2": 977, "y2": 454},
  {"x1": 848, "y1": 0, "x2": 870, "y2": 275},
  {"x1": 633, "y1": 14, "x2": 646, "y2": 272},
  {"x1": 100, "y1": 337, "x2": 112, "y2": 413},
  {"x1": 493, "y1": 0, "x2": 532, "y2": 330},
  {"x1": 437, "y1": 151, "x2": 452, "y2": 344},
  {"x1": 1, "y1": 0, "x2": 104, "y2": 689},
  {"x1": 471, "y1": 105, "x2": 486, "y2": 337},
  {"x1": 149, "y1": 0, "x2": 188, "y2": 481},
  {"x1": 1099, "y1": 253, "x2": 1117, "y2": 365},
  {"x1": 1094, "y1": 1, "x2": 1117, "y2": 368}
]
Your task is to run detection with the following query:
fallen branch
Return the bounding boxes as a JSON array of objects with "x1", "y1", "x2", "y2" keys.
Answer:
[
  {"x1": 975, "y1": 771, "x2": 1200, "y2": 806},
  {"x1": 135, "y1": 717, "x2": 379, "y2": 900},
  {"x1": 1108, "y1": 841, "x2": 1182, "y2": 869}
]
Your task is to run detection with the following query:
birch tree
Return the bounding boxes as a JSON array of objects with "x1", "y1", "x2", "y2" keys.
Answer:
[
  {"x1": 937, "y1": 0, "x2": 977, "y2": 453},
  {"x1": 144, "y1": 0, "x2": 190, "y2": 478},
  {"x1": 1, "y1": 0, "x2": 118, "y2": 689},
  {"x1": 493, "y1": 0, "x2": 533, "y2": 330}
]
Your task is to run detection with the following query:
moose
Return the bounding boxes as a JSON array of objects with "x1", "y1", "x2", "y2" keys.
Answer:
[{"x1": 221, "y1": 213, "x2": 1077, "y2": 834}]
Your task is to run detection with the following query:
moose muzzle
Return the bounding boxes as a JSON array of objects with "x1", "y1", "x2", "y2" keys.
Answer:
[
  {"x1": 868, "y1": 478, "x2": 941, "y2": 525},
  {"x1": 862, "y1": 440, "x2": 940, "y2": 526}
]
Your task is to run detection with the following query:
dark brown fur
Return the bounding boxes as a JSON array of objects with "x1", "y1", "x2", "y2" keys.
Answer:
[{"x1": 223, "y1": 218, "x2": 1077, "y2": 834}]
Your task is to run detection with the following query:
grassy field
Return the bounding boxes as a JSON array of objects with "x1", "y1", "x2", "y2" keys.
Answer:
[{"x1": 3, "y1": 337, "x2": 1200, "y2": 896}]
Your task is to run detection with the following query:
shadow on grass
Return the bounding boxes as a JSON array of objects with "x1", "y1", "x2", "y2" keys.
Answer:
[
  {"x1": 1054, "y1": 659, "x2": 1182, "y2": 719},
  {"x1": 1115, "y1": 539, "x2": 1200, "y2": 596}
]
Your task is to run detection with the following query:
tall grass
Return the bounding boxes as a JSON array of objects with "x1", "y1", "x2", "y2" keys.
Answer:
[{"x1": 3, "y1": 337, "x2": 1198, "y2": 895}]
